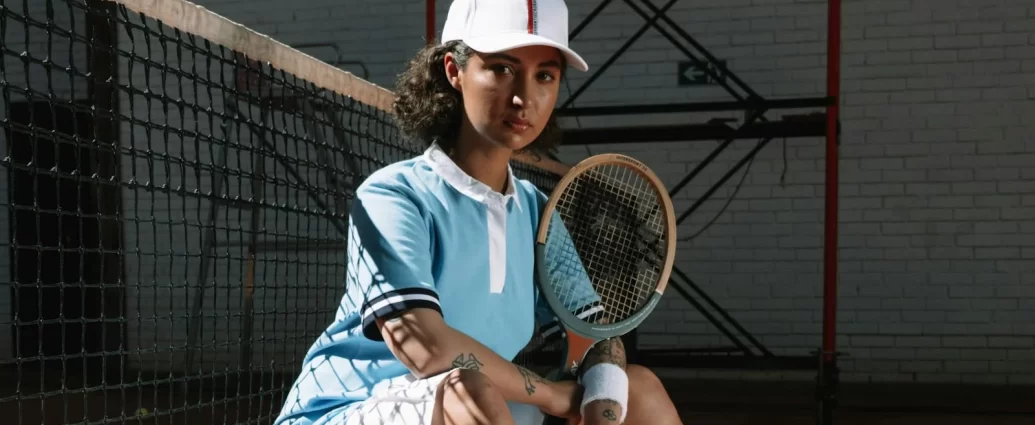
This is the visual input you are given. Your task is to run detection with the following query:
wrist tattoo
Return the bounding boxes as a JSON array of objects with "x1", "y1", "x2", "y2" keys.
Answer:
[
  {"x1": 452, "y1": 353, "x2": 484, "y2": 371},
  {"x1": 596, "y1": 400, "x2": 620, "y2": 422},
  {"x1": 515, "y1": 365, "x2": 545, "y2": 396}
]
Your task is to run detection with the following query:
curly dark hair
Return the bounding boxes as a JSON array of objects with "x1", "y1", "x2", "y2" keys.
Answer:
[{"x1": 391, "y1": 40, "x2": 564, "y2": 158}]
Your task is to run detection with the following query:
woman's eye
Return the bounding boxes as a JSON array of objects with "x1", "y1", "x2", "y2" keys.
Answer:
[
  {"x1": 490, "y1": 64, "x2": 513, "y2": 75},
  {"x1": 538, "y1": 72, "x2": 556, "y2": 82}
]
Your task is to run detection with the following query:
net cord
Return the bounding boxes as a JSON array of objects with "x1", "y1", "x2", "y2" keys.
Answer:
[{"x1": 106, "y1": 0, "x2": 572, "y2": 176}]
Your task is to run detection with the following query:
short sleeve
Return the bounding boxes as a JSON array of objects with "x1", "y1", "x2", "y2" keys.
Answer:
[{"x1": 347, "y1": 180, "x2": 441, "y2": 341}]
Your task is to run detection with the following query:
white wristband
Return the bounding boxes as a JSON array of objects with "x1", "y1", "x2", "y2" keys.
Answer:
[{"x1": 578, "y1": 363, "x2": 628, "y2": 423}]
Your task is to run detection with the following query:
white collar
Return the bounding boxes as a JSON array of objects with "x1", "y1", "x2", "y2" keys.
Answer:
[{"x1": 424, "y1": 143, "x2": 519, "y2": 208}]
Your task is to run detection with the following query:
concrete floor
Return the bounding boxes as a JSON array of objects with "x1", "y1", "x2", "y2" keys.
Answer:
[
  {"x1": 683, "y1": 411, "x2": 1035, "y2": 425},
  {"x1": 669, "y1": 378, "x2": 1035, "y2": 425},
  {"x1": 3, "y1": 375, "x2": 1034, "y2": 424}
]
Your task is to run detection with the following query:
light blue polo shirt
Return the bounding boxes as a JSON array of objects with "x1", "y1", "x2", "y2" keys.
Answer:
[{"x1": 273, "y1": 144, "x2": 601, "y2": 425}]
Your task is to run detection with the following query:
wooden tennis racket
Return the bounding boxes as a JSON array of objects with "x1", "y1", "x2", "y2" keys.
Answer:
[{"x1": 533, "y1": 153, "x2": 677, "y2": 398}]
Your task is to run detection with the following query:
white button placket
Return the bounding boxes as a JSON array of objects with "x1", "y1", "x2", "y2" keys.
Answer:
[{"x1": 486, "y1": 198, "x2": 508, "y2": 294}]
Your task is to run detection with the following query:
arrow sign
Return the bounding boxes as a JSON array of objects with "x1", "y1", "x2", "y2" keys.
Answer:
[{"x1": 677, "y1": 60, "x2": 727, "y2": 86}]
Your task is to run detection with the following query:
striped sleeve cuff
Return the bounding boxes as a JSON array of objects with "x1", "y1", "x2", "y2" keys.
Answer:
[
  {"x1": 537, "y1": 301, "x2": 606, "y2": 342},
  {"x1": 361, "y1": 287, "x2": 442, "y2": 341}
]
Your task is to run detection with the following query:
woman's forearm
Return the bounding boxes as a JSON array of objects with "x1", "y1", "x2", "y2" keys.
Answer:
[
  {"x1": 378, "y1": 308, "x2": 561, "y2": 410},
  {"x1": 438, "y1": 323, "x2": 559, "y2": 405}
]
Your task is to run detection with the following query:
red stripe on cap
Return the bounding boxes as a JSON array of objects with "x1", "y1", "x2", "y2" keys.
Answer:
[{"x1": 527, "y1": 0, "x2": 535, "y2": 34}]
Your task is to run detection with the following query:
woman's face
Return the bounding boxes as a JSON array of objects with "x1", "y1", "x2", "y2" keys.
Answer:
[{"x1": 446, "y1": 45, "x2": 563, "y2": 152}]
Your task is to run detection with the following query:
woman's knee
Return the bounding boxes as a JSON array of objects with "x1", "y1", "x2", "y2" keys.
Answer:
[
  {"x1": 435, "y1": 369, "x2": 511, "y2": 425},
  {"x1": 627, "y1": 364, "x2": 665, "y2": 394},
  {"x1": 624, "y1": 365, "x2": 683, "y2": 424}
]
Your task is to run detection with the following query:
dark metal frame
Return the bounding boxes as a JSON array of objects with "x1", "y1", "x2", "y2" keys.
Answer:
[{"x1": 429, "y1": 0, "x2": 843, "y2": 423}]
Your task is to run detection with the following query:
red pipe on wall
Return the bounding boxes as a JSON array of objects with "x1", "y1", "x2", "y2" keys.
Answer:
[
  {"x1": 822, "y1": 0, "x2": 841, "y2": 363},
  {"x1": 426, "y1": 0, "x2": 436, "y2": 45}
]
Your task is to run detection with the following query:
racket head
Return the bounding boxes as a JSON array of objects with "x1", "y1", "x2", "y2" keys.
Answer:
[{"x1": 534, "y1": 153, "x2": 676, "y2": 345}]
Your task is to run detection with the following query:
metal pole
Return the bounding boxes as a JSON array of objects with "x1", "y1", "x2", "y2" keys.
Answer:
[
  {"x1": 426, "y1": 0, "x2": 436, "y2": 44},
  {"x1": 819, "y1": 0, "x2": 842, "y2": 422}
]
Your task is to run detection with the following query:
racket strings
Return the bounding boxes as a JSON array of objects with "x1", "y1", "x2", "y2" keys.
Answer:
[
  {"x1": 589, "y1": 166, "x2": 665, "y2": 318},
  {"x1": 546, "y1": 163, "x2": 668, "y2": 324}
]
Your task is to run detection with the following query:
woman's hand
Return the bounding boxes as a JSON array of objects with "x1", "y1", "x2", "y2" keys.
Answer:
[{"x1": 542, "y1": 379, "x2": 583, "y2": 423}]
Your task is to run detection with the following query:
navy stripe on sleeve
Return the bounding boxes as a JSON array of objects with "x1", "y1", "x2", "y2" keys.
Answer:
[{"x1": 361, "y1": 287, "x2": 442, "y2": 341}]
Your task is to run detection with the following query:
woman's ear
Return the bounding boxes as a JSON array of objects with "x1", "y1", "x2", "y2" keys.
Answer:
[{"x1": 444, "y1": 52, "x2": 462, "y2": 91}]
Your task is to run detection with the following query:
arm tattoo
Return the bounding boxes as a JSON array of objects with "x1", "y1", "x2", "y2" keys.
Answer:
[
  {"x1": 595, "y1": 400, "x2": 620, "y2": 422},
  {"x1": 452, "y1": 354, "x2": 484, "y2": 371},
  {"x1": 584, "y1": 337, "x2": 626, "y2": 371},
  {"x1": 515, "y1": 365, "x2": 546, "y2": 396}
]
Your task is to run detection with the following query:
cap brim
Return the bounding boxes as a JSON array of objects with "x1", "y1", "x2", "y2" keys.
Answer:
[{"x1": 461, "y1": 33, "x2": 589, "y2": 72}]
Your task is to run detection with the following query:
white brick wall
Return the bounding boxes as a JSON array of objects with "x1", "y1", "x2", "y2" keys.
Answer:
[
  {"x1": 547, "y1": 0, "x2": 1035, "y2": 385},
  {"x1": 195, "y1": 0, "x2": 1033, "y2": 385},
  {"x1": 3, "y1": 0, "x2": 1033, "y2": 384}
]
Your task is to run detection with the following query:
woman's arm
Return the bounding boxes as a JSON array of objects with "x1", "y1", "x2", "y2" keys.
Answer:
[
  {"x1": 579, "y1": 337, "x2": 627, "y2": 425},
  {"x1": 350, "y1": 181, "x2": 582, "y2": 417},
  {"x1": 376, "y1": 308, "x2": 580, "y2": 417}
]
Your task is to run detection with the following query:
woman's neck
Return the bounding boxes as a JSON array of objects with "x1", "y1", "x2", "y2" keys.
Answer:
[{"x1": 447, "y1": 137, "x2": 513, "y2": 194}]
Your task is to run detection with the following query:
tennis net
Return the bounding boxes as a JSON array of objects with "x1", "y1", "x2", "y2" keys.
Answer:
[{"x1": 0, "y1": 0, "x2": 564, "y2": 423}]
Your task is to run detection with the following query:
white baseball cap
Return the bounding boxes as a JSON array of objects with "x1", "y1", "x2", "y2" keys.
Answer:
[{"x1": 440, "y1": 0, "x2": 589, "y2": 72}]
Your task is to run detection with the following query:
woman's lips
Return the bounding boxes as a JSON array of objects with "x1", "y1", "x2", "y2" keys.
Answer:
[{"x1": 504, "y1": 118, "x2": 531, "y2": 132}]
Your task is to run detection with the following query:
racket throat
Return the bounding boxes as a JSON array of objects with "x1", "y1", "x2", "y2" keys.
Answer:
[{"x1": 562, "y1": 331, "x2": 596, "y2": 376}]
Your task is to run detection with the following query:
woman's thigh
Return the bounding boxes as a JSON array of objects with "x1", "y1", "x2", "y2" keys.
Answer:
[{"x1": 326, "y1": 370, "x2": 545, "y2": 425}]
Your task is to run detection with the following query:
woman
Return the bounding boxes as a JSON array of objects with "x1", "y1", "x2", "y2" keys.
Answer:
[{"x1": 273, "y1": 1, "x2": 682, "y2": 424}]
